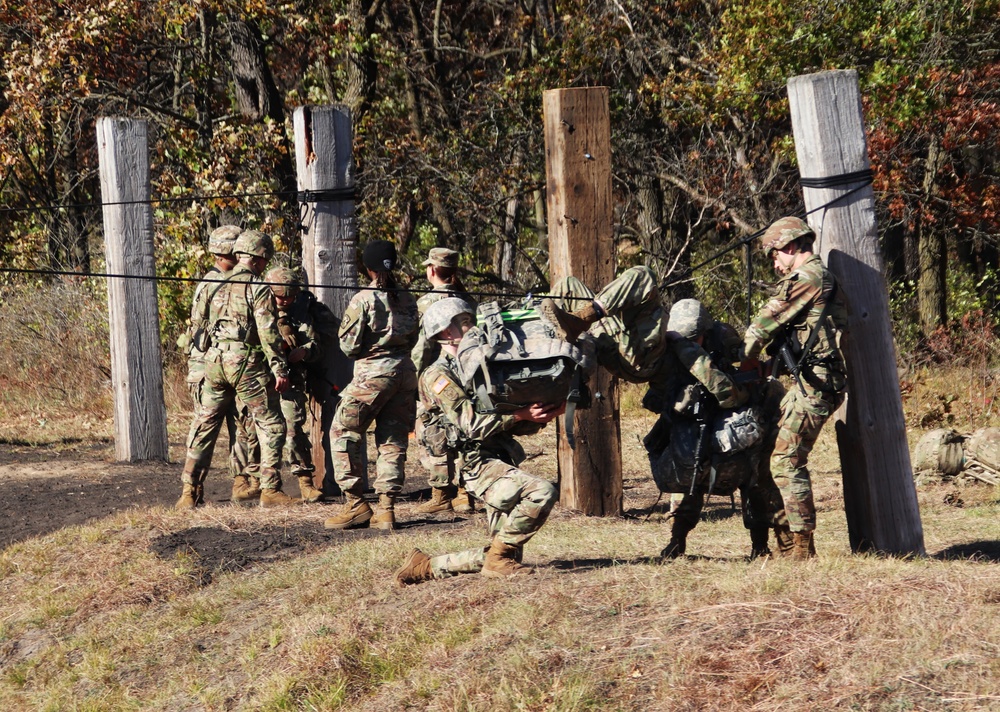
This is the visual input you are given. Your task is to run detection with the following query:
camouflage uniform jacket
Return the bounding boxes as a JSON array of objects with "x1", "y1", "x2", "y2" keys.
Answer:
[
  {"x1": 671, "y1": 335, "x2": 748, "y2": 409},
  {"x1": 743, "y1": 254, "x2": 848, "y2": 392},
  {"x1": 207, "y1": 263, "x2": 289, "y2": 380},
  {"x1": 419, "y1": 353, "x2": 532, "y2": 477},
  {"x1": 412, "y1": 284, "x2": 477, "y2": 373},
  {"x1": 184, "y1": 265, "x2": 228, "y2": 384},
  {"x1": 339, "y1": 281, "x2": 419, "y2": 370},
  {"x1": 276, "y1": 296, "x2": 321, "y2": 390}
]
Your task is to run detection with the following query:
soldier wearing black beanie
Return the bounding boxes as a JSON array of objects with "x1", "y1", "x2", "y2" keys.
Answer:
[{"x1": 363, "y1": 239, "x2": 397, "y2": 273}]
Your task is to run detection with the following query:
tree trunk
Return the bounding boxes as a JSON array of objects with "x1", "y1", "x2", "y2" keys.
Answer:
[
  {"x1": 917, "y1": 134, "x2": 946, "y2": 335},
  {"x1": 227, "y1": 19, "x2": 284, "y2": 123},
  {"x1": 343, "y1": 0, "x2": 379, "y2": 118}
]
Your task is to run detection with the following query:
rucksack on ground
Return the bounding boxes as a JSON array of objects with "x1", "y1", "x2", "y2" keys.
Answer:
[{"x1": 912, "y1": 428, "x2": 965, "y2": 477}]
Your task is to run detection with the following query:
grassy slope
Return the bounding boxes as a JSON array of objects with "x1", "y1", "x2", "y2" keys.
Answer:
[{"x1": 1, "y1": 379, "x2": 1000, "y2": 710}]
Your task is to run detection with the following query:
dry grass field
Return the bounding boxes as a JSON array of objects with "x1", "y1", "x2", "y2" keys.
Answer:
[
  {"x1": 1, "y1": 284, "x2": 999, "y2": 710},
  {"x1": 0, "y1": 379, "x2": 998, "y2": 711}
]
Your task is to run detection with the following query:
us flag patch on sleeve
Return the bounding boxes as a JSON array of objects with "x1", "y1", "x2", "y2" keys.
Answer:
[{"x1": 432, "y1": 376, "x2": 450, "y2": 394}]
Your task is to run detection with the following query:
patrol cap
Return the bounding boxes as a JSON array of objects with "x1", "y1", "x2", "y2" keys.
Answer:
[
  {"x1": 233, "y1": 229, "x2": 274, "y2": 260},
  {"x1": 667, "y1": 298, "x2": 711, "y2": 339},
  {"x1": 264, "y1": 266, "x2": 301, "y2": 298},
  {"x1": 422, "y1": 247, "x2": 459, "y2": 269},
  {"x1": 760, "y1": 216, "x2": 814, "y2": 254},
  {"x1": 208, "y1": 225, "x2": 241, "y2": 255},
  {"x1": 423, "y1": 297, "x2": 476, "y2": 339},
  {"x1": 363, "y1": 239, "x2": 397, "y2": 272}
]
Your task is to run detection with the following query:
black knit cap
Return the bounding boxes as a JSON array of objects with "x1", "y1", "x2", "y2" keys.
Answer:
[{"x1": 363, "y1": 239, "x2": 397, "y2": 272}]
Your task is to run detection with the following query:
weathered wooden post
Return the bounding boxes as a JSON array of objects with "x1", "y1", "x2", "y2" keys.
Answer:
[
  {"x1": 96, "y1": 117, "x2": 170, "y2": 462},
  {"x1": 293, "y1": 105, "x2": 358, "y2": 495},
  {"x1": 543, "y1": 87, "x2": 623, "y2": 515},
  {"x1": 788, "y1": 69, "x2": 925, "y2": 555}
]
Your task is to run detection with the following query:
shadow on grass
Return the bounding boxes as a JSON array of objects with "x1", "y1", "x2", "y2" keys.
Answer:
[{"x1": 933, "y1": 541, "x2": 1000, "y2": 562}]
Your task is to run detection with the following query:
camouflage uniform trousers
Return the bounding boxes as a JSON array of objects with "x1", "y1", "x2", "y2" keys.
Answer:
[
  {"x1": 188, "y1": 375, "x2": 254, "y2": 480},
  {"x1": 280, "y1": 386, "x2": 314, "y2": 477},
  {"x1": 550, "y1": 265, "x2": 667, "y2": 384},
  {"x1": 428, "y1": 459, "x2": 557, "y2": 578},
  {"x1": 330, "y1": 363, "x2": 417, "y2": 495},
  {"x1": 770, "y1": 384, "x2": 844, "y2": 532},
  {"x1": 186, "y1": 347, "x2": 286, "y2": 489}
]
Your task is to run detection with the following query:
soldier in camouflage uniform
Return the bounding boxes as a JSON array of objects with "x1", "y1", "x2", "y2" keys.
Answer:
[
  {"x1": 649, "y1": 299, "x2": 790, "y2": 559},
  {"x1": 179, "y1": 225, "x2": 257, "y2": 499},
  {"x1": 324, "y1": 240, "x2": 419, "y2": 531},
  {"x1": 540, "y1": 266, "x2": 668, "y2": 389},
  {"x1": 177, "y1": 230, "x2": 299, "y2": 509},
  {"x1": 394, "y1": 298, "x2": 563, "y2": 584},
  {"x1": 742, "y1": 217, "x2": 849, "y2": 559},
  {"x1": 412, "y1": 247, "x2": 477, "y2": 515},
  {"x1": 266, "y1": 265, "x2": 324, "y2": 503}
]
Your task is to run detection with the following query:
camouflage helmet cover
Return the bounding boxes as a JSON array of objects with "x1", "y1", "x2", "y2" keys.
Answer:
[
  {"x1": 264, "y1": 266, "x2": 301, "y2": 298},
  {"x1": 760, "y1": 216, "x2": 814, "y2": 253},
  {"x1": 233, "y1": 229, "x2": 274, "y2": 259},
  {"x1": 423, "y1": 297, "x2": 476, "y2": 339},
  {"x1": 667, "y1": 298, "x2": 712, "y2": 339},
  {"x1": 207, "y1": 225, "x2": 241, "y2": 255}
]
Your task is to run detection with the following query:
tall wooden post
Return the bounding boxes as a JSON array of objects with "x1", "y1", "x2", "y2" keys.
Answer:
[
  {"x1": 543, "y1": 87, "x2": 623, "y2": 515},
  {"x1": 96, "y1": 118, "x2": 169, "y2": 462},
  {"x1": 293, "y1": 105, "x2": 358, "y2": 495},
  {"x1": 788, "y1": 70, "x2": 924, "y2": 555}
]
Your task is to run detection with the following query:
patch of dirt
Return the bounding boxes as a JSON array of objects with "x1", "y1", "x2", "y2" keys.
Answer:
[{"x1": 149, "y1": 525, "x2": 332, "y2": 584}]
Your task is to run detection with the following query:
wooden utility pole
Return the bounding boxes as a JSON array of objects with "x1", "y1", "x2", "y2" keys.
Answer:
[
  {"x1": 96, "y1": 118, "x2": 169, "y2": 462},
  {"x1": 543, "y1": 87, "x2": 623, "y2": 515},
  {"x1": 788, "y1": 70, "x2": 924, "y2": 555},
  {"x1": 293, "y1": 105, "x2": 358, "y2": 495}
]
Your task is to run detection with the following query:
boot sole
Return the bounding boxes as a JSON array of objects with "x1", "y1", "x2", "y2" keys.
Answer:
[
  {"x1": 324, "y1": 514, "x2": 373, "y2": 530},
  {"x1": 414, "y1": 505, "x2": 453, "y2": 515}
]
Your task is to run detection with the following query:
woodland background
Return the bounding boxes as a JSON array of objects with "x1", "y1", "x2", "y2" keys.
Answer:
[{"x1": 2, "y1": 0, "x2": 1000, "y2": 363}]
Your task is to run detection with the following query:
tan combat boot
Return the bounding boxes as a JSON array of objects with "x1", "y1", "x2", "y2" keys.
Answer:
[
  {"x1": 774, "y1": 524, "x2": 794, "y2": 558},
  {"x1": 451, "y1": 487, "x2": 474, "y2": 514},
  {"x1": 175, "y1": 483, "x2": 199, "y2": 510},
  {"x1": 481, "y1": 539, "x2": 533, "y2": 578},
  {"x1": 324, "y1": 493, "x2": 373, "y2": 530},
  {"x1": 538, "y1": 298, "x2": 602, "y2": 342},
  {"x1": 791, "y1": 532, "x2": 816, "y2": 560},
  {"x1": 372, "y1": 493, "x2": 397, "y2": 530},
  {"x1": 297, "y1": 474, "x2": 324, "y2": 503},
  {"x1": 231, "y1": 475, "x2": 261, "y2": 506},
  {"x1": 415, "y1": 487, "x2": 453, "y2": 514},
  {"x1": 259, "y1": 483, "x2": 301, "y2": 508},
  {"x1": 176, "y1": 458, "x2": 206, "y2": 510},
  {"x1": 394, "y1": 549, "x2": 434, "y2": 586}
]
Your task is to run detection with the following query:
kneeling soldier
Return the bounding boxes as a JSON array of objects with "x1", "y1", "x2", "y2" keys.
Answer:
[{"x1": 395, "y1": 298, "x2": 564, "y2": 584}]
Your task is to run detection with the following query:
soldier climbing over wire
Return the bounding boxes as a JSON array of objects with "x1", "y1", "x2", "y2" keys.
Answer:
[
  {"x1": 741, "y1": 216, "x2": 849, "y2": 560},
  {"x1": 177, "y1": 229, "x2": 299, "y2": 509},
  {"x1": 394, "y1": 298, "x2": 564, "y2": 584}
]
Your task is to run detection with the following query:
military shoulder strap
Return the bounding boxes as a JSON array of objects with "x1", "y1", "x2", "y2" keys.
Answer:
[{"x1": 796, "y1": 279, "x2": 839, "y2": 371}]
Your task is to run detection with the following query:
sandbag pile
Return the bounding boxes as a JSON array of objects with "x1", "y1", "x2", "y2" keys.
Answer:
[{"x1": 912, "y1": 427, "x2": 1000, "y2": 485}]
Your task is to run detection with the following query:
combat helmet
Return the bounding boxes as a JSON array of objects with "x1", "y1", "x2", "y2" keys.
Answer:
[
  {"x1": 265, "y1": 266, "x2": 302, "y2": 298},
  {"x1": 233, "y1": 229, "x2": 274, "y2": 260},
  {"x1": 667, "y1": 298, "x2": 711, "y2": 339},
  {"x1": 208, "y1": 225, "x2": 241, "y2": 255},
  {"x1": 760, "y1": 216, "x2": 814, "y2": 254},
  {"x1": 423, "y1": 297, "x2": 476, "y2": 339}
]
